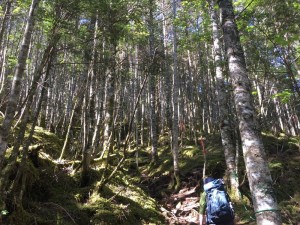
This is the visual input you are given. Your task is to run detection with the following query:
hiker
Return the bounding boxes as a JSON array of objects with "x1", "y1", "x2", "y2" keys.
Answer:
[{"x1": 199, "y1": 177, "x2": 235, "y2": 225}]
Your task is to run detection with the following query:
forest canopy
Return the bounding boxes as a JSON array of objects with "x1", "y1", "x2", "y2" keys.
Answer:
[{"x1": 0, "y1": 0, "x2": 299, "y2": 224}]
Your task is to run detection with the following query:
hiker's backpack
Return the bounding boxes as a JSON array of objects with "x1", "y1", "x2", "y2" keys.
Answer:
[{"x1": 204, "y1": 179, "x2": 234, "y2": 224}]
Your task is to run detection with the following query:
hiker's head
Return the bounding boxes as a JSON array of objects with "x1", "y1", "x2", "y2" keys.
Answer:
[{"x1": 204, "y1": 177, "x2": 215, "y2": 185}]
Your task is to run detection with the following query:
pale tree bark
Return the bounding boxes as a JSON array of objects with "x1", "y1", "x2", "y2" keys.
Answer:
[
  {"x1": 160, "y1": 0, "x2": 172, "y2": 131},
  {"x1": 0, "y1": 0, "x2": 12, "y2": 90},
  {"x1": 0, "y1": 42, "x2": 56, "y2": 214},
  {"x1": 148, "y1": 0, "x2": 158, "y2": 162},
  {"x1": 252, "y1": 74, "x2": 265, "y2": 117},
  {"x1": 219, "y1": 0, "x2": 282, "y2": 224},
  {"x1": 103, "y1": 43, "x2": 116, "y2": 156},
  {"x1": 133, "y1": 45, "x2": 141, "y2": 147},
  {"x1": 209, "y1": 0, "x2": 239, "y2": 198},
  {"x1": 0, "y1": 0, "x2": 12, "y2": 50},
  {"x1": 171, "y1": 0, "x2": 180, "y2": 190},
  {"x1": 203, "y1": 43, "x2": 214, "y2": 133},
  {"x1": 58, "y1": 62, "x2": 91, "y2": 161},
  {"x1": 81, "y1": 15, "x2": 98, "y2": 186},
  {"x1": 97, "y1": 62, "x2": 149, "y2": 190},
  {"x1": 7, "y1": 34, "x2": 60, "y2": 167},
  {"x1": 0, "y1": 0, "x2": 40, "y2": 168},
  {"x1": 197, "y1": 44, "x2": 211, "y2": 133},
  {"x1": 10, "y1": 46, "x2": 55, "y2": 206},
  {"x1": 58, "y1": 99, "x2": 77, "y2": 161},
  {"x1": 186, "y1": 50, "x2": 198, "y2": 145},
  {"x1": 58, "y1": 55, "x2": 88, "y2": 160}
]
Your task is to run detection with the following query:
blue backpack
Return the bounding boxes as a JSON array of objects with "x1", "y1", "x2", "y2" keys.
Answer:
[{"x1": 204, "y1": 179, "x2": 234, "y2": 224}]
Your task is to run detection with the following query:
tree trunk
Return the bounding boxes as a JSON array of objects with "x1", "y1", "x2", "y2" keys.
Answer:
[
  {"x1": 209, "y1": 0, "x2": 239, "y2": 198},
  {"x1": 0, "y1": 0, "x2": 12, "y2": 90},
  {"x1": 81, "y1": 15, "x2": 98, "y2": 186},
  {"x1": 171, "y1": 0, "x2": 180, "y2": 190},
  {"x1": 219, "y1": 0, "x2": 282, "y2": 224},
  {"x1": 10, "y1": 48, "x2": 54, "y2": 205},
  {"x1": 10, "y1": 33, "x2": 60, "y2": 162},
  {"x1": 161, "y1": 0, "x2": 172, "y2": 131},
  {"x1": 0, "y1": 0, "x2": 40, "y2": 168},
  {"x1": 148, "y1": 0, "x2": 158, "y2": 163},
  {"x1": 58, "y1": 99, "x2": 78, "y2": 161},
  {"x1": 103, "y1": 44, "x2": 117, "y2": 155},
  {"x1": 0, "y1": 0, "x2": 12, "y2": 50}
]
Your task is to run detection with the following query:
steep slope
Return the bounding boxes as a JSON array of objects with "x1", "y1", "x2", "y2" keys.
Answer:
[{"x1": 1, "y1": 128, "x2": 299, "y2": 225}]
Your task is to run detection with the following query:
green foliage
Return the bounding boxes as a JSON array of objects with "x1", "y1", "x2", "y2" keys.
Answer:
[
  {"x1": 269, "y1": 162, "x2": 283, "y2": 170},
  {"x1": 13, "y1": 0, "x2": 32, "y2": 15},
  {"x1": 174, "y1": 0, "x2": 210, "y2": 52},
  {"x1": 272, "y1": 89, "x2": 292, "y2": 103},
  {"x1": 124, "y1": 21, "x2": 149, "y2": 44},
  {"x1": 12, "y1": 6, "x2": 22, "y2": 14},
  {"x1": 7, "y1": 56, "x2": 17, "y2": 67}
]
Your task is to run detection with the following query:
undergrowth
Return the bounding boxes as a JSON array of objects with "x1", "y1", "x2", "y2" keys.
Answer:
[{"x1": 1, "y1": 127, "x2": 299, "y2": 225}]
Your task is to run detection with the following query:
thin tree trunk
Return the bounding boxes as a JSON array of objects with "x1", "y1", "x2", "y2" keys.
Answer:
[
  {"x1": 103, "y1": 44, "x2": 117, "y2": 155},
  {"x1": 9, "y1": 34, "x2": 60, "y2": 162},
  {"x1": 0, "y1": 0, "x2": 40, "y2": 168},
  {"x1": 148, "y1": 0, "x2": 158, "y2": 163},
  {"x1": 219, "y1": 0, "x2": 281, "y2": 224},
  {"x1": 81, "y1": 15, "x2": 98, "y2": 186},
  {"x1": 98, "y1": 67, "x2": 149, "y2": 190},
  {"x1": 161, "y1": 0, "x2": 172, "y2": 131},
  {"x1": 0, "y1": 0, "x2": 12, "y2": 89},
  {"x1": 0, "y1": 0, "x2": 12, "y2": 50},
  {"x1": 58, "y1": 100, "x2": 77, "y2": 161},
  {"x1": 10, "y1": 49, "x2": 54, "y2": 205},
  {"x1": 171, "y1": 0, "x2": 180, "y2": 190}
]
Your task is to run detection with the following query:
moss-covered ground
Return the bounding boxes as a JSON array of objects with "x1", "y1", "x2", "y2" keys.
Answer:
[{"x1": 1, "y1": 128, "x2": 299, "y2": 225}]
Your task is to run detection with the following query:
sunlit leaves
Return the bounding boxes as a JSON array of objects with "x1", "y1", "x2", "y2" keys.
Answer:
[
  {"x1": 296, "y1": 46, "x2": 300, "y2": 59},
  {"x1": 273, "y1": 36, "x2": 289, "y2": 47},
  {"x1": 272, "y1": 89, "x2": 292, "y2": 103},
  {"x1": 7, "y1": 56, "x2": 17, "y2": 68},
  {"x1": 124, "y1": 21, "x2": 148, "y2": 44},
  {"x1": 13, "y1": 0, "x2": 32, "y2": 15},
  {"x1": 174, "y1": 0, "x2": 209, "y2": 52},
  {"x1": 12, "y1": 6, "x2": 22, "y2": 14}
]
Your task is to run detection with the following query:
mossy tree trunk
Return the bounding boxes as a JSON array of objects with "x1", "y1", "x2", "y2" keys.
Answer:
[
  {"x1": 0, "y1": 36, "x2": 58, "y2": 205},
  {"x1": 10, "y1": 45, "x2": 55, "y2": 206},
  {"x1": 0, "y1": 0, "x2": 40, "y2": 168},
  {"x1": 10, "y1": 32, "x2": 60, "y2": 163}
]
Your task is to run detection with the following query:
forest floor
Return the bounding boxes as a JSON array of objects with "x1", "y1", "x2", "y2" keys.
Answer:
[
  {"x1": 137, "y1": 152, "x2": 255, "y2": 225},
  {"x1": 2, "y1": 128, "x2": 300, "y2": 225},
  {"x1": 139, "y1": 165, "x2": 202, "y2": 224},
  {"x1": 130, "y1": 133, "x2": 300, "y2": 225}
]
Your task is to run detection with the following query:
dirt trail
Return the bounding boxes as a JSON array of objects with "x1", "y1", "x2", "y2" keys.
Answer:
[
  {"x1": 145, "y1": 168, "x2": 250, "y2": 225},
  {"x1": 142, "y1": 168, "x2": 202, "y2": 224},
  {"x1": 160, "y1": 185, "x2": 200, "y2": 224}
]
